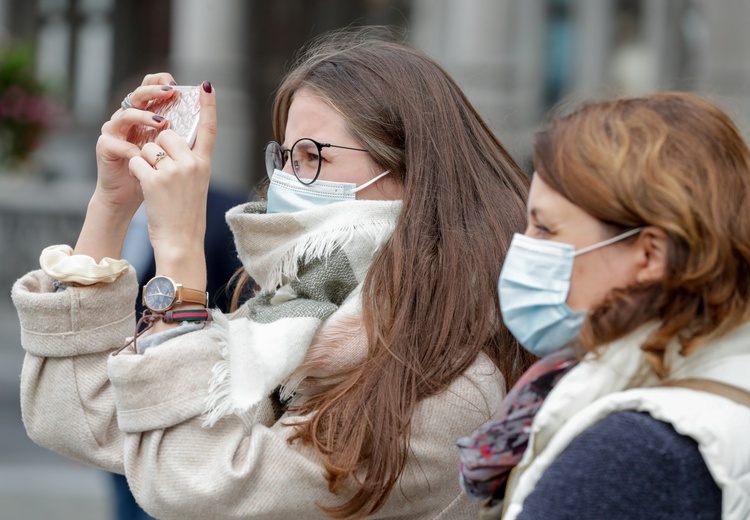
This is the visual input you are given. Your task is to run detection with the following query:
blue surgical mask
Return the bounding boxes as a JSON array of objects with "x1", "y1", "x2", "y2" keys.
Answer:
[
  {"x1": 498, "y1": 227, "x2": 642, "y2": 357},
  {"x1": 266, "y1": 169, "x2": 391, "y2": 214}
]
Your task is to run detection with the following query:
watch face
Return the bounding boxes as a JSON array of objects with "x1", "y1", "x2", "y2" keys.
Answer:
[{"x1": 143, "y1": 276, "x2": 176, "y2": 312}]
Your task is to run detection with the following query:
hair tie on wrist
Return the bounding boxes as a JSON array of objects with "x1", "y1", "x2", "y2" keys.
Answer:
[{"x1": 40, "y1": 245, "x2": 130, "y2": 285}]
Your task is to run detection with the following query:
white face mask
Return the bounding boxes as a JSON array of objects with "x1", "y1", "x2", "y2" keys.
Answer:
[
  {"x1": 498, "y1": 227, "x2": 643, "y2": 357},
  {"x1": 266, "y1": 169, "x2": 391, "y2": 214}
]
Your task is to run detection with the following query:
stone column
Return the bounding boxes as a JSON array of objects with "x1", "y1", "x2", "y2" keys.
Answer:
[{"x1": 170, "y1": 0, "x2": 252, "y2": 193}]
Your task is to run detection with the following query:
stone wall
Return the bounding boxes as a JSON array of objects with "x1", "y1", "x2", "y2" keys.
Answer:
[{"x1": 0, "y1": 177, "x2": 91, "y2": 302}]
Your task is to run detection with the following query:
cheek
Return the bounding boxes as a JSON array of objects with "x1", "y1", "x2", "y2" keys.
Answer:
[
  {"x1": 318, "y1": 168, "x2": 372, "y2": 186},
  {"x1": 566, "y1": 253, "x2": 637, "y2": 312}
]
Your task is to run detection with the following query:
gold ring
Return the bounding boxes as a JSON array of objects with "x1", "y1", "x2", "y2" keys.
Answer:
[{"x1": 154, "y1": 151, "x2": 167, "y2": 166}]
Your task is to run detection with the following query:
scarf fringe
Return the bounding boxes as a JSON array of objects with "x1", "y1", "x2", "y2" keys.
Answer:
[
  {"x1": 260, "y1": 218, "x2": 396, "y2": 292},
  {"x1": 202, "y1": 310, "x2": 256, "y2": 428},
  {"x1": 278, "y1": 310, "x2": 366, "y2": 402}
]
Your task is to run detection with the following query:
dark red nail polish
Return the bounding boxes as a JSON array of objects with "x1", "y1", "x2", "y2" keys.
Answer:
[
  {"x1": 202, "y1": 81, "x2": 212, "y2": 93},
  {"x1": 169, "y1": 80, "x2": 177, "y2": 86},
  {"x1": 153, "y1": 115, "x2": 165, "y2": 123},
  {"x1": 161, "y1": 85, "x2": 173, "y2": 91}
]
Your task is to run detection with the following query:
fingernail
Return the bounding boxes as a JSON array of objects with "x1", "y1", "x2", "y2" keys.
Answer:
[
  {"x1": 169, "y1": 80, "x2": 177, "y2": 86},
  {"x1": 161, "y1": 85, "x2": 173, "y2": 91},
  {"x1": 153, "y1": 115, "x2": 165, "y2": 123},
  {"x1": 202, "y1": 81, "x2": 212, "y2": 93}
]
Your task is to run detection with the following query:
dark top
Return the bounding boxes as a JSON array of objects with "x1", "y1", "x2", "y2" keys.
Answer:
[{"x1": 517, "y1": 410, "x2": 722, "y2": 520}]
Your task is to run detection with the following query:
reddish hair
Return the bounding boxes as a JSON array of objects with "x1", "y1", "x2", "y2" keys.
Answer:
[{"x1": 533, "y1": 92, "x2": 750, "y2": 374}]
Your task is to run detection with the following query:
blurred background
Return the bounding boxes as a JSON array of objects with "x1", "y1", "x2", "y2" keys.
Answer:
[{"x1": 0, "y1": 0, "x2": 747, "y2": 518}]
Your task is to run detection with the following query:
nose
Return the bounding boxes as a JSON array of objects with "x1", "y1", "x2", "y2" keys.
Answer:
[
  {"x1": 281, "y1": 161, "x2": 294, "y2": 175},
  {"x1": 280, "y1": 151, "x2": 294, "y2": 175}
]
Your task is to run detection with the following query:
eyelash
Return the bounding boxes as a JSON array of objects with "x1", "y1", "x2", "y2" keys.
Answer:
[{"x1": 533, "y1": 223, "x2": 552, "y2": 236}]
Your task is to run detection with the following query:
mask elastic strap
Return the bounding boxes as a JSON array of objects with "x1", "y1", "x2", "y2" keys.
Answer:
[
  {"x1": 351, "y1": 170, "x2": 391, "y2": 193},
  {"x1": 574, "y1": 227, "x2": 643, "y2": 257}
]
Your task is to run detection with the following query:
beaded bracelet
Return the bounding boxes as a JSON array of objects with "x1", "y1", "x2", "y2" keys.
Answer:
[{"x1": 114, "y1": 308, "x2": 212, "y2": 355}]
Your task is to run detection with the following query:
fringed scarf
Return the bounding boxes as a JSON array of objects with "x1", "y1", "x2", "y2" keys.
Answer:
[{"x1": 203, "y1": 200, "x2": 401, "y2": 427}]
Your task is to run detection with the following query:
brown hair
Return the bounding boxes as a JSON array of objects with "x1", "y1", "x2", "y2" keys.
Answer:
[
  {"x1": 235, "y1": 28, "x2": 533, "y2": 517},
  {"x1": 533, "y1": 91, "x2": 750, "y2": 374}
]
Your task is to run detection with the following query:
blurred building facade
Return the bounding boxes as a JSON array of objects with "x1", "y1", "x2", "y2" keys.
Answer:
[
  {"x1": 1, "y1": 1, "x2": 750, "y2": 518},
  {"x1": 3, "y1": 0, "x2": 749, "y2": 188},
  {"x1": 2, "y1": 0, "x2": 749, "y2": 335},
  {"x1": 0, "y1": 0, "x2": 748, "y2": 182}
]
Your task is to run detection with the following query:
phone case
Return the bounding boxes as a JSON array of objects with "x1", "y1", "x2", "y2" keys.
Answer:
[{"x1": 127, "y1": 85, "x2": 201, "y2": 148}]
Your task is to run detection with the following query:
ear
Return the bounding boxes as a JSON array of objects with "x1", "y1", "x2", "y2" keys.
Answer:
[{"x1": 635, "y1": 226, "x2": 668, "y2": 284}]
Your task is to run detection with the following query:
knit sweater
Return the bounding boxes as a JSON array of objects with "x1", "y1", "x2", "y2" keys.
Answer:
[{"x1": 516, "y1": 411, "x2": 721, "y2": 519}]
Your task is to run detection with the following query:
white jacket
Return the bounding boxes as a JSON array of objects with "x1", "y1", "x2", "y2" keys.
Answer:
[{"x1": 503, "y1": 322, "x2": 750, "y2": 520}]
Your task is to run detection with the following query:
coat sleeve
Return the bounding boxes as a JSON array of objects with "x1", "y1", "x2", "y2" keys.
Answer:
[
  {"x1": 12, "y1": 268, "x2": 333, "y2": 518},
  {"x1": 13, "y1": 269, "x2": 138, "y2": 473},
  {"x1": 109, "y1": 330, "x2": 504, "y2": 519},
  {"x1": 13, "y1": 268, "x2": 503, "y2": 519}
]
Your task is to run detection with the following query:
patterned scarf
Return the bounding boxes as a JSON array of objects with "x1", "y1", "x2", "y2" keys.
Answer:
[
  {"x1": 203, "y1": 200, "x2": 401, "y2": 427},
  {"x1": 457, "y1": 346, "x2": 579, "y2": 507}
]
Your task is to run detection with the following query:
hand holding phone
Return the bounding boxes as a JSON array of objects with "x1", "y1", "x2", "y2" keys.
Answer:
[{"x1": 127, "y1": 85, "x2": 201, "y2": 149}]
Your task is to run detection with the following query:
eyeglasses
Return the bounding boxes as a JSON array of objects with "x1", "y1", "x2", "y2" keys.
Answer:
[{"x1": 263, "y1": 138, "x2": 368, "y2": 185}]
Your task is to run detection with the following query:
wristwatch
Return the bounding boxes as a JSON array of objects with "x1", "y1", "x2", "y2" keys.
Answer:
[{"x1": 142, "y1": 275, "x2": 208, "y2": 313}]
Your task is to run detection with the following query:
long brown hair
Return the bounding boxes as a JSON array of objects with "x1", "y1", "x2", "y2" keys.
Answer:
[
  {"x1": 233, "y1": 28, "x2": 532, "y2": 517},
  {"x1": 533, "y1": 92, "x2": 750, "y2": 374}
]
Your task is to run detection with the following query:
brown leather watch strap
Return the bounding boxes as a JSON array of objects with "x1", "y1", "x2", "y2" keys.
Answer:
[{"x1": 175, "y1": 285, "x2": 208, "y2": 307}]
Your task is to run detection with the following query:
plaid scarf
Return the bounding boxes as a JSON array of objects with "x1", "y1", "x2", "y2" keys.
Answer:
[
  {"x1": 457, "y1": 346, "x2": 579, "y2": 507},
  {"x1": 203, "y1": 200, "x2": 401, "y2": 427}
]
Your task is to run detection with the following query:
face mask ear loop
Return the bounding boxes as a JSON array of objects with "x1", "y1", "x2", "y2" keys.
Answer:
[
  {"x1": 351, "y1": 170, "x2": 391, "y2": 193},
  {"x1": 573, "y1": 227, "x2": 644, "y2": 257}
]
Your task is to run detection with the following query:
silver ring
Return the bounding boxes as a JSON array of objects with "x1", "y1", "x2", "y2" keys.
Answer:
[
  {"x1": 120, "y1": 92, "x2": 134, "y2": 110},
  {"x1": 153, "y1": 151, "x2": 167, "y2": 166}
]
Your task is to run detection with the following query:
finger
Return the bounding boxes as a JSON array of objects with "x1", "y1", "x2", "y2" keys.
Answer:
[
  {"x1": 155, "y1": 129, "x2": 191, "y2": 160},
  {"x1": 97, "y1": 134, "x2": 141, "y2": 162},
  {"x1": 121, "y1": 84, "x2": 177, "y2": 112},
  {"x1": 192, "y1": 81, "x2": 217, "y2": 161},
  {"x1": 140, "y1": 72, "x2": 177, "y2": 87},
  {"x1": 129, "y1": 156, "x2": 158, "y2": 185},
  {"x1": 141, "y1": 142, "x2": 172, "y2": 169},
  {"x1": 103, "y1": 109, "x2": 168, "y2": 139}
]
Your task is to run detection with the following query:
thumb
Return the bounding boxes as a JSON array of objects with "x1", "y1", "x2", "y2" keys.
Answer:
[{"x1": 192, "y1": 81, "x2": 217, "y2": 161}]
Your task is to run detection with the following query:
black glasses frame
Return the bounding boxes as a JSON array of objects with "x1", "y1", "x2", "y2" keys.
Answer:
[{"x1": 263, "y1": 138, "x2": 368, "y2": 185}]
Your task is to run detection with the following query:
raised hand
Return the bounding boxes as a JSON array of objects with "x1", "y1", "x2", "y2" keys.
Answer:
[
  {"x1": 75, "y1": 73, "x2": 178, "y2": 261},
  {"x1": 95, "y1": 73, "x2": 179, "y2": 211},
  {"x1": 127, "y1": 80, "x2": 217, "y2": 301}
]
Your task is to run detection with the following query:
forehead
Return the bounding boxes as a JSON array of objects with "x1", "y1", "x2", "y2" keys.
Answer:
[
  {"x1": 528, "y1": 173, "x2": 589, "y2": 224},
  {"x1": 285, "y1": 89, "x2": 350, "y2": 144}
]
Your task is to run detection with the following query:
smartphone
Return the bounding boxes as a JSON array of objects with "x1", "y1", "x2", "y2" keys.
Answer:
[{"x1": 127, "y1": 85, "x2": 201, "y2": 149}]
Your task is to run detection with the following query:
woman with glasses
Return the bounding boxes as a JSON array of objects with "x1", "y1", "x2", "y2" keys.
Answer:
[{"x1": 13, "y1": 27, "x2": 533, "y2": 518}]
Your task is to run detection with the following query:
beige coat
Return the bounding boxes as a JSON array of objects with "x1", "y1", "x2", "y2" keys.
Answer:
[{"x1": 13, "y1": 268, "x2": 503, "y2": 519}]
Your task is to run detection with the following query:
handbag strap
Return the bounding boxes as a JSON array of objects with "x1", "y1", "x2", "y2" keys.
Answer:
[{"x1": 661, "y1": 378, "x2": 750, "y2": 408}]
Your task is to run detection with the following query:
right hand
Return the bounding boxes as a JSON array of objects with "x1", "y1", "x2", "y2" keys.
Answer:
[
  {"x1": 75, "y1": 73, "x2": 178, "y2": 261},
  {"x1": 93, "y1": 73, "x2": 178, "y2": 212}
]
